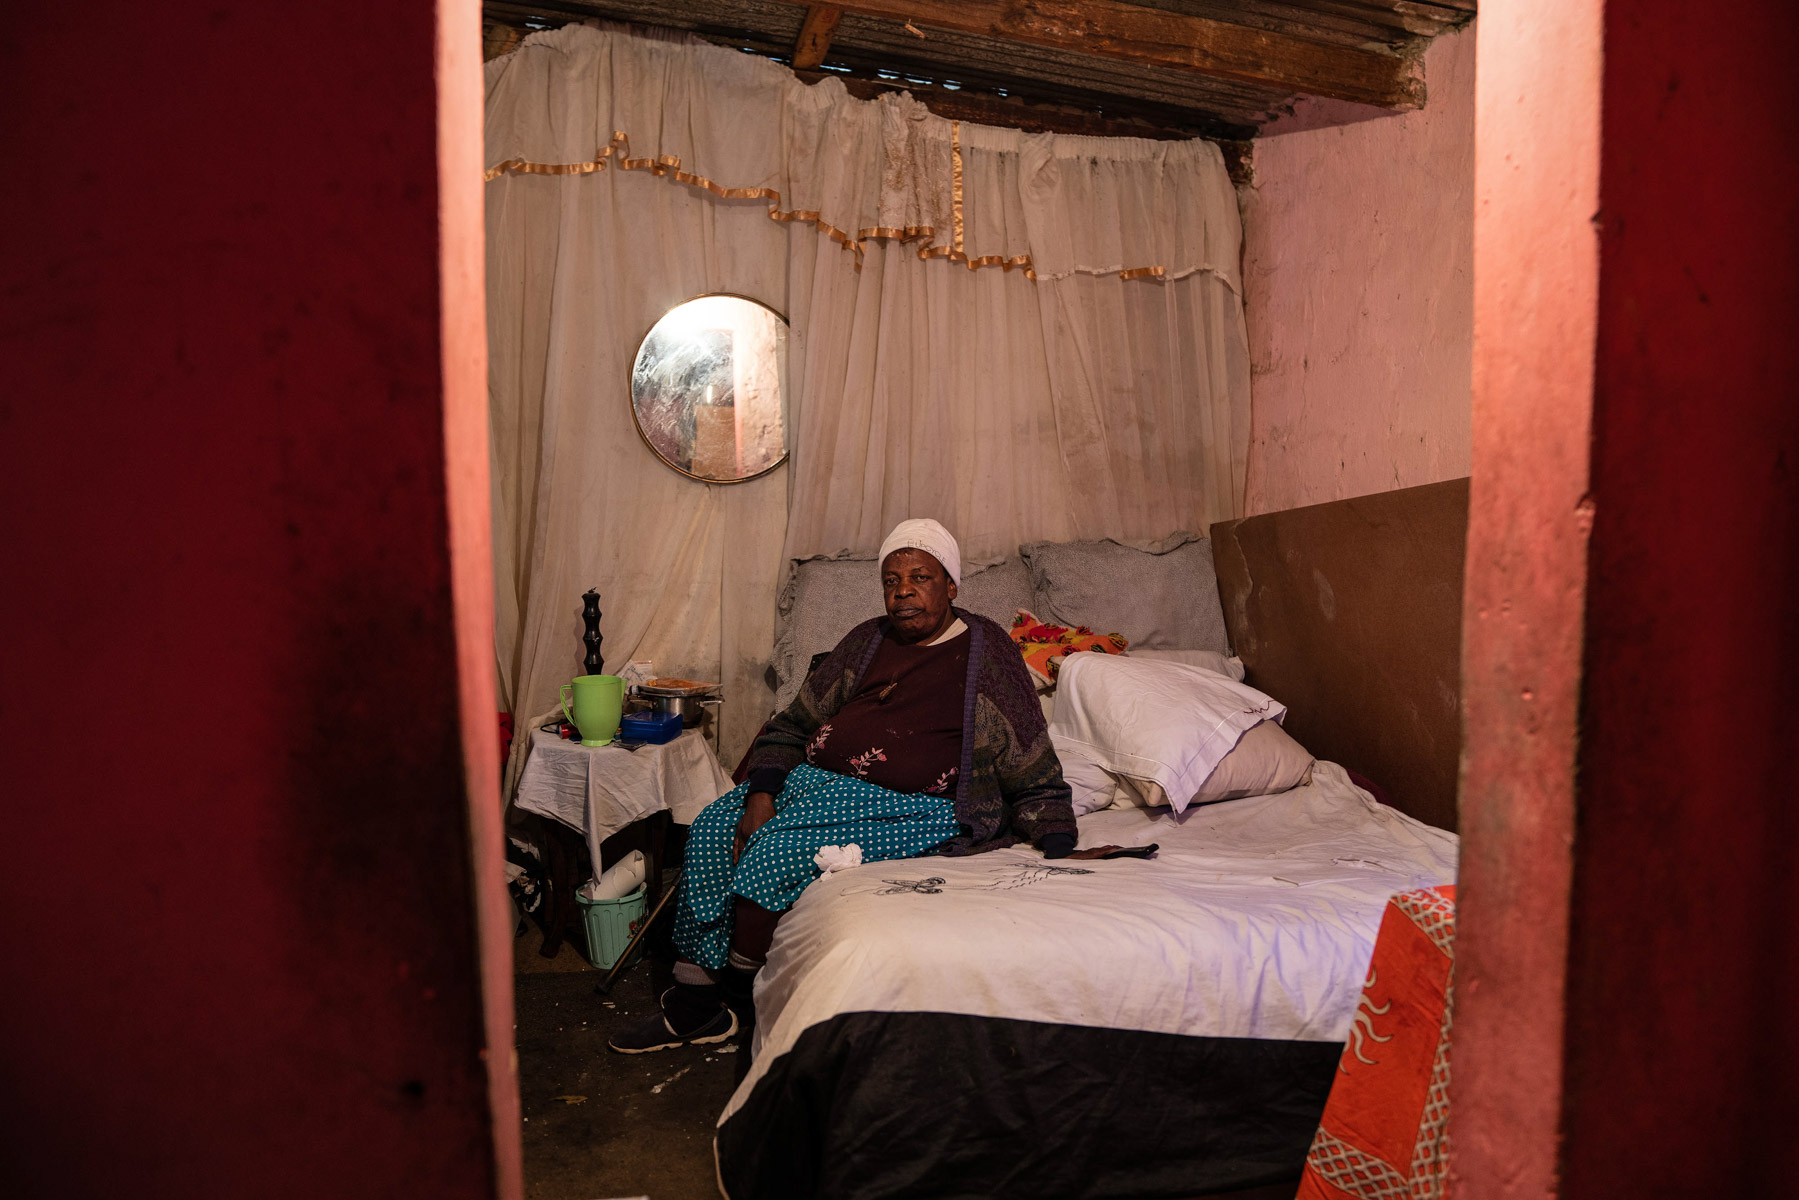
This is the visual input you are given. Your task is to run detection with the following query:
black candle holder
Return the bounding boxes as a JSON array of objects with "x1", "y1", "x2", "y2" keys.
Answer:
[{"x1": 581, "y1": 589, "x2": 604, "y2": 676}]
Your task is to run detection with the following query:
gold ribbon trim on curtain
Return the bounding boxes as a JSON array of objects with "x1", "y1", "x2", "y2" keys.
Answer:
[
  {"x1": 951, "y1": 120, "x2": 965, "y2": 255},
  {"x1": 483, "y1": 128, "x2": 1162, "y2": 283},
  {"x1": 914, "y1": 121, "x2": 1038, "y2": 278}
]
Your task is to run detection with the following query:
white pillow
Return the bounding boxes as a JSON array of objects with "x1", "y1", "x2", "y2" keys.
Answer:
[
  {"x1": 1127, "y1": 648, "x2": 1246, "y2": 682},
  {"x1": 1049, "y1": 730, "x2": 1127, "y2": 816},
  {"x1": 1049, "y1": 654, "x2": 1290, "y2": 814},
  {"x1": 1038, "y1": 652, "x2": 1239, "y2": 719}
]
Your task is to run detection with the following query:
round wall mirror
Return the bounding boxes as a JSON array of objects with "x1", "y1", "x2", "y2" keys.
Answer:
[{"x1": 630, "y1": 294, "x2": 789, "y2": 483}]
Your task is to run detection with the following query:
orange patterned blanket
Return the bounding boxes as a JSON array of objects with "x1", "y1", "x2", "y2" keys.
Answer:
[{"x1": 1298, "y1": 885, "x2": 1456, "y2": 1200}]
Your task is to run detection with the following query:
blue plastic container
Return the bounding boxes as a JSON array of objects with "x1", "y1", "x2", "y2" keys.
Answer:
[{"x1": 619, "y1": 709, "x2": 683, "y2": 744}]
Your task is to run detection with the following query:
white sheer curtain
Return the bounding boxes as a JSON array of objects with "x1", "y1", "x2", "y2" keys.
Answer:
[
  {"x1": 486, "y1": 24, "x2": 1250, "y2": 781},
  {"x1": 486, "y1": 104, "x2": 791, "y2": 781}
]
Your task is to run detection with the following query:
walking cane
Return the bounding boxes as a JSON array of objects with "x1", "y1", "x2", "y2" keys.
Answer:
[{"x1": 595, "y1": 869, "x2": 681, "y2": 995}]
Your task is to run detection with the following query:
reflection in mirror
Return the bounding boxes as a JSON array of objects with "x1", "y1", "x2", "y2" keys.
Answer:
[{"x1": 630, "y1": 295, "x2": 789, "y2": 482}]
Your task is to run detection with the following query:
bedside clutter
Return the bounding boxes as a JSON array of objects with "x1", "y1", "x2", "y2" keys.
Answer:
[{"x1": 512, "y1": 726, "x2": 734, "y2": 960}]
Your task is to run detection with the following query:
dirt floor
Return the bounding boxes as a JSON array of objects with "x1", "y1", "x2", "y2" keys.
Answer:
[{"x1": 514, "y1": 921, "x2": 741, "y2": 1200}]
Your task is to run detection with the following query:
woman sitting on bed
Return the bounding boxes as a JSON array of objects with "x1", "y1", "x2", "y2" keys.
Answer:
[{"x1": 610, "y1": 518, "x2": 1100, "y2": 1054}]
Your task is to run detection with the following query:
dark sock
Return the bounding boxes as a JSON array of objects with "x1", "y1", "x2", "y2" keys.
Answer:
[
  {"x1": 718, "y1": 965, "x2": 757, "y2": 1024},
  {"x1": 662, "y1": 981, "x2": 724, "y2": 1033},
  {"x1": 731, "y1": 897, "x2": 782, "y2": 962}
]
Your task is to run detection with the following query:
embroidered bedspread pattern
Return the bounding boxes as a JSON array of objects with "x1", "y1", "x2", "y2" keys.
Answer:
[
  {"x1": 1296, "y1": 886, "x2": 1456, "y2": 1200},
  {"x1": 719, "y1": 761, "x2": 1458, "y2": 1126}
]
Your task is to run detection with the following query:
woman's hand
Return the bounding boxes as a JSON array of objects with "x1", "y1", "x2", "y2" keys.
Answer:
[
  {"x1": 1061, "y1": 844, "x2": 1125, "y2": 860},
  {"x1": 733, "y1": 791, "x2": 777, "y2": 864}
]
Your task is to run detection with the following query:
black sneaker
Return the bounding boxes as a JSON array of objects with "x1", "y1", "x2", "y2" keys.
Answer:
[{"x1": 607, "y1": 987, "x2": 739, "y2": 1054}]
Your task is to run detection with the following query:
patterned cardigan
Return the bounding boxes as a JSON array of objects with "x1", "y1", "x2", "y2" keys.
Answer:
[{"x1": 743, "y1": 608, "x2": 1076, "y2": 856}]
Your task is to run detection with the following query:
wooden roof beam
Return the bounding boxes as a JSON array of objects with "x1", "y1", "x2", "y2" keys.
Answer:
[
  {"x1": 811, "y1": 0, "x2": 1424, "y2": 109},
  {"x1": 793, "y1": 65, "x2": 1256, "y2": 179},
  {"x1": 793, "y1": 4, "x2": 845, "y2": 69}
]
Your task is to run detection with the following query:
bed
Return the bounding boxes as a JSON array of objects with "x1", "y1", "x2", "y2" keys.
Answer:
[
  {"x1": 719, "y1": 483, "x2": 1469, "y2": 1198},
  {"x1": 715, "y1": 763, "x2": 1456, "y2": 1198}
]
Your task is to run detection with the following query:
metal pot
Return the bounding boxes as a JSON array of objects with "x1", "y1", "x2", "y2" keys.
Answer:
[{"x1": 633, "y1": 689, "x2": 709, "y2": 728}]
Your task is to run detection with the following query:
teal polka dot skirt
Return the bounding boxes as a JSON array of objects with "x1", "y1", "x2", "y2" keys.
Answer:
[{"x1": 672, "y1": 763, "x2": 961, "y2": 970}]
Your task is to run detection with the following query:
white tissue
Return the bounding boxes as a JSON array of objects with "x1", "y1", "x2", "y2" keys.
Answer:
[
  {"x1": 580, "y1": 849, "x2": 646, "y2": 900},
  {"x1": 813, "y1": 844, "x2": 863, "y2": 874}
]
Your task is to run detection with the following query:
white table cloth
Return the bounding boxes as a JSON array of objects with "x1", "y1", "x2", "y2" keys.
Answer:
[{"x1": 514, "y1": 727, "x2": 732, "y2": 866}]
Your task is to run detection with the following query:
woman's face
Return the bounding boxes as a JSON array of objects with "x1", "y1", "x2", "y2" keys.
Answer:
[{"x1": 882, "y1": 548, "x2": 957, "y2": 643}]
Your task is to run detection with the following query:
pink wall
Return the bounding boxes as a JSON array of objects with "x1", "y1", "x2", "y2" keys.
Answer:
[
  {"x1": 1241, "y1": 25, "x2": 1475, "y2": 516},
  {"x1": 0, "y1": 4, "x2": 515, "y2": 1196},
  {"x1": 1452, "y1": 0, "x2": 1600, "y2": 1194},
  {"x1": 1455, "y1": 0, "x2": 1799, "y2": 1194},
  {"x1": 438, "y1": 3, "x2": 527, "y2": 1193}
]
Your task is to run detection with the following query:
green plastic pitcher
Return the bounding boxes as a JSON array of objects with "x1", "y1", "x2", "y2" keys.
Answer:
[{"x1": 560, "y1": 674, "x2": 623, "y2": 747}]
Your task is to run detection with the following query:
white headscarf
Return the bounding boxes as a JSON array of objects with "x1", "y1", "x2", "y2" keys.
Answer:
[{"x1": 877, "y1": 518, "x2": 961, "y2": 586}]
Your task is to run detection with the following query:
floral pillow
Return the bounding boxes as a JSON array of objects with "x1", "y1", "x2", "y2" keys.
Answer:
[{"x1": 1009, "y1": 609, "x2": 1129, "y2": 688}]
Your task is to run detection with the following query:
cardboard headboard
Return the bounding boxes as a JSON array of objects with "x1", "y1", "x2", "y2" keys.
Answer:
[{"x1": 1210, "y1": 478, "x2": 1469, "y2": 831}]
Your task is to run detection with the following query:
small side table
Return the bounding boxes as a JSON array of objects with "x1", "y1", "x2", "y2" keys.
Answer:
[
  {"x1": 515, "y1": 727, "x2": 731, "y2": 961},
  {"x1": 516, "y1": 726, "x2": 731, "y2": 864}
]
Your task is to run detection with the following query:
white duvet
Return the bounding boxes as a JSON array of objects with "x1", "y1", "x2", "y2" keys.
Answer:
[{"x1": 719, "y1": 761, "x2": 1457, "y2": 1125}]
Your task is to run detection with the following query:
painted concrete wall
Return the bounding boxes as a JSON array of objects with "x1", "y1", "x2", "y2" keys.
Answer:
[
  {"x1": 1452, "y1": 1, "x2": 1599, "y2": 1194},
  {"x1": 1455, "y1": 0, "x2": 1799, "y2": 1194},
  {"x1": 0, "y1": 4, "x2": 515, "y2": 1197},
  {"x1": 1241, "y1": 25, "x2": 1475, "y2": 516}
]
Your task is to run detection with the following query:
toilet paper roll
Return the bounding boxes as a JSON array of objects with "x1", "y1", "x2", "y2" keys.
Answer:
[{"x1": 580, "y1": 849, "x2": 646, "y2": 901}]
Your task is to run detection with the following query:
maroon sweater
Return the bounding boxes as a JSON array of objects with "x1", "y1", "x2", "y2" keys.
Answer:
[{"x1": 803, "y1": 630, "x2": 969, "y2": 796}]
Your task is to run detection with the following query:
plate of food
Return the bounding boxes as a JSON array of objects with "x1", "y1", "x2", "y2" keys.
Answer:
[{"x1": 635, "y1": 676, "x2": 719, "y2": 697}]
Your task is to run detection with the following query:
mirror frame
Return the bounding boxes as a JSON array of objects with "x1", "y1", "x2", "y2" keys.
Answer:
[{"x1": 627, "y1": 292, "x2": 791, "y2": 485}]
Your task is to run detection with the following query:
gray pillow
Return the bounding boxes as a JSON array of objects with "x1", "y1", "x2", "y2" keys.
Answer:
[
  {"x1": 768, "y1": 555, "x2": 1036, "y2": 713},
  {"x1": 770, "y1": 556, "x2": 880, "y2": 713},
  {"x1": 1019, "y1": 533, "x2": 1230, "y2": 652},
  {"x1": 951, "y1": 555, "x2": 1035, "y2": 629},
  {"x1": 1113, "y1": 720, "x2": 1315, "y2": 809}
]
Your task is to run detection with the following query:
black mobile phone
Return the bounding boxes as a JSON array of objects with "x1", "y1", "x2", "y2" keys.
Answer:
[{"x1": 1101, "y1": 844, "x2": 1159, "y2": 860}]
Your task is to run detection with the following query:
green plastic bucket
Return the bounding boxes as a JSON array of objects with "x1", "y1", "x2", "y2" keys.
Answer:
[{"x1": 577, "y1": 883, "x2": 648, "y2": 970}]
